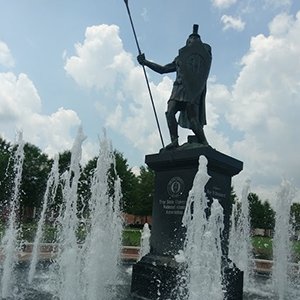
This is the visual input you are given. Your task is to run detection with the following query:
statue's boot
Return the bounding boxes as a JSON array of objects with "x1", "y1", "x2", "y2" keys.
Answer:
[
  {"x1": 194, "y1": 127, "x2": 209, "y2": 146},
  {"x1": 165, "y1": 136, "x2": 179, "y2": 150},
  {"x1": 165, "y1": 111, "x2": 179, "y2": 149}
]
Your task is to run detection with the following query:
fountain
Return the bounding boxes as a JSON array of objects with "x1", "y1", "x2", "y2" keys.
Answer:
[
  {"x1": 0, "y1": 132, "x2": 25, "y2": 298},
  {"x1": 28, "y1": 155, "x2": 59, "y2": 284},
  {"x1": 180, "y1": 157, "x2": 224, "y2": 300},
  {"x1": 228, "y1": 178, "x2": 300, "y2": 300},
  {"x1": 138, "y1": 223, "x2": 151, "y2": 261},
  {"x1": 131, "y1": 145, "x2": 244, "y2": 300},
  {"x1": 0, "y1": 128, "x2": 299, "y2": 299},
  {"x1": 0, "y1": 128, "x2": 124, "y2": 299},
  {"x1": 272, "y1": 180, "x2": 297, "y2": 299},
  {"x1": 229, "y1": 179, "x2": 254, "y2": 289}
]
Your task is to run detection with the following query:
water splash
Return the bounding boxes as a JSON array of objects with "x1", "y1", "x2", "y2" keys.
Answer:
[
  {"x1": 138, "y1": 223, "x2": 151, "y2": 261},
  {"x1": 272, "y1": 179, "x2": 295, "y2": 299},
  {"x1": 55, "y1": 127, "x2": 87, "y2": 300},
  {"x1": 229, "y1": 179, "x2": 254, "y2": 288},
  {"x1": 80, "y1": 133, "x2": 123, "y2": 300},
  {"x1": 28, "y1": 155, "x2": 59, "y2": 284},
  {"x1": 1, "y1": 128, "x2": 124, "y2": 299},
  {"x1": 181, "y1": 156, "x2": 224, "y2": 300},
  {"x1": 0, "y1": 132, "x2": 25, "y2": 298}
]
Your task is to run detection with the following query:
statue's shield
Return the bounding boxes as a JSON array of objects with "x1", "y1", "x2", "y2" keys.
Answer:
[{"x1": 178, "y1": 41, "x2": 212, "y2": 104}]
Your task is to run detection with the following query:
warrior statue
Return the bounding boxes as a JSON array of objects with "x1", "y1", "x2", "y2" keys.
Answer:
[{"x1": 137, "y1": 24, "x2": 212, "y2": 150}]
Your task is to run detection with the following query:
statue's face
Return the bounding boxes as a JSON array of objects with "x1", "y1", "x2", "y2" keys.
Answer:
[{"x1": 186, "y1": 35, "x2": 200, "y2": 46}]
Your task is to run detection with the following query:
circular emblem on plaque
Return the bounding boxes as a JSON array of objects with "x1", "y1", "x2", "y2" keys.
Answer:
[{"x1": 167, "y1": 177, "x2": 185, "y2": 198}]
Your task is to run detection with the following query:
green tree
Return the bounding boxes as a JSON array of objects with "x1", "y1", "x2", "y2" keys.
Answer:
[
  {"x1": 134, "y1": 166, "x2": 154, "y2": 216},
  {"x1": 52, "y1": 150, "x2": 72, "y2": 209},
  {"x1": 20, "y1": 143, "x2": 52, "y2": 221},
  {"x1": 248, "y1": 192, "x2": 275, "y2": 229},
  {"x1": 78, "y1": 151, "x2": 139, "y2": 214},
  {"x1": 58, "y1": 150, "x2": 72, "y2": 175},
  {"x1": 78, "y1": 156, "x2": 97, "y2": 215},
  {"x1": 0, "y1": 138, "x2": 13, "y2": 217},
  {"x1": 290, "y1": 203, "x2": 300, "y2": 230},
  {"x1": 262, "y1": 200, "x2": 275, "y2": 229},
  {"x1": 0, "y1": 137, "x2": 12, "y2": 181},
  {"x1": 113, "y1": 151, "x2": 138, "y2": 213},
  {"x1": 249, "y1": 193, "x2": 264, "y2": 228},
  {"x1": 230, "y1": 186, "x2": 238, "y2": 204}
]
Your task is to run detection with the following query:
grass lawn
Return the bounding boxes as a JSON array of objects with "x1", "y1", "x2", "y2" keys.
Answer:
[
  {"x1": 252, "y1": 236, "x2": 273, "y2": 259},
  {"x1": 2, "y1": 222, "x2": 300, "y2": 256},
  {"x1": 0, "y1": 222, "x2": 142, "y2": 246},
  {"x1": 122, "y1": 228, "x2": 142, "y2": 246},
  {"x1": 252, "y1": 236, "x2": 300, "y2": 261}
]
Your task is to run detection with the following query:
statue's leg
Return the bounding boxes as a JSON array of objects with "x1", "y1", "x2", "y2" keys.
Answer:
[
  {"x1": 165, "y1": 100, "x2": 180, "y2": 149},
  {"x1": 186, "y1": 103, "x2": 208, "y2": 146}
]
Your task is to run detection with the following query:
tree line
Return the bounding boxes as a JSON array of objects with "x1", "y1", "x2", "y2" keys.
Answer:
[
  {"x1": 0, "y1": 137, "x2": 154, "y2": 222},
  {"x1": 232, "y1": 187, "x2": 300, "y2": 231},
  {"x1": 1, "y1": 136, "x2": 299, "y2": 230}
]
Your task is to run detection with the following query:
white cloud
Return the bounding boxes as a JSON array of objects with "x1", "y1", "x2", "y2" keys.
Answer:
[
  {"x1": 0, "y1": 72, "x2": 41, "y2": 121},
  {"x1": 269, "y1": 13, "x2": 294, "y2": 36},
  {"x1": 141, "y1": 8, "x2": 149, "y2": 22},
  {"x1": 65, "y1": 24, "x2": 238, "y2": 156},
  {"x1": 225, "y1": 11, "x2": 300, "y2": 201},
  {"x1": 65, "y1": 18, "x2": 300, "y2": 203},
  {"x1": 64, "y1": 24, "x2": 133, "y2": 91},
  {"x1": 221, "y1": 15, "x2": 246, "y2": 31},
  {"x1": 264, "y1": 0, "x2": 292, "y2": 9},
  {"x1": 65, "y1": 24, "x2": 170, "y2": 153},
  {"x1": 0, "y1": 41, "x2": 15, "y2": 68},
  {"x1": 0, "y1": 71, "x2": 81, "y2": 157},
  {"x1": 27, "y1": 108, "x2": 81, "y2": 156},
  {"x1": 211, "y1": 0, "x2": 237, "y2": 9}
]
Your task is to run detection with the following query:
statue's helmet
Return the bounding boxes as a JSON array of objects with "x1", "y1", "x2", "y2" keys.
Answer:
[
  {"x1": 190, "y1": 24, "x2": 200, "y2": 38},
  {"x1": 186, "y1": 24, "x2": 201, "y2": 45}
]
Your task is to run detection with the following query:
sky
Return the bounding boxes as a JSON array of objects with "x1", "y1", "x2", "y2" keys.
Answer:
[{"x1": 0, "y1": 0, "x2": 300, "y2": 204}]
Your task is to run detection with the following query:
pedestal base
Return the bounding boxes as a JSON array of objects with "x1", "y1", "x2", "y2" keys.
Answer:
[
  {"x1": 131, "y1": 254, "x2": 184, "y2": 300},
  {"x1": 131, "y1": 147, "x2": 244, "y2": 299},
  {"x1": 223, "y1": 259, "x2": 244, "y2": 300},
  {"x1": 131, "y1": 254, "x2": 244, "y2": 300}
]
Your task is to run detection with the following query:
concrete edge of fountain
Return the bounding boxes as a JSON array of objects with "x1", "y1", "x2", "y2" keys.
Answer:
[
  {"x1": 0, "y1": 243, "x2": 141, "y2": 263},
  {"x1": 1, "y1": 243, "x2": 299, "y2": 275}
]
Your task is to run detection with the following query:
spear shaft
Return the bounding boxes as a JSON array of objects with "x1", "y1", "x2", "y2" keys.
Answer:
[{"x1": 124, "y1": 0, "x2": 165, "y2": 148}]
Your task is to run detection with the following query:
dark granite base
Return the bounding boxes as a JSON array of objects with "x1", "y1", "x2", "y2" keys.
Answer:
[
  {"x1": 131, "y1": 254, "x2": 185, "y2": 300},
  {"x1": 131, "y1": 146, "x2": 244, "y2": 299}
]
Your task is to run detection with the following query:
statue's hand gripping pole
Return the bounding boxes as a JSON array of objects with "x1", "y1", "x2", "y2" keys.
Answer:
[{"x1": 123, "y1": 0, "x2": 165, "y2": 148}]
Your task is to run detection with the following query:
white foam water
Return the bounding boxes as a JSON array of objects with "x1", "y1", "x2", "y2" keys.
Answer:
[
  {"x1": 138, "y1": 223, "x2": 151, "y2": 261},
  {"x1": 229, "y1": 179, "x2": 254, "y2": 289},
  {"x1": 272, "y1": 179, "x2": 295, "y2": 299},
  {"x1": 1, "y1": 129, "x2": 300, "y2": 300},
  {"x1": 0, "y1": 127, "x2": 125, "y2": 300},
  {"x1": 51, "y1": 128, "x2": 123, "y2": 300},
  {"x1": 79, "y1": 132, "x2": 123, "y2": 300},
  {"x1": 0, "y1": 132, "x2": 25, "y2": 298},
  {"x1": 28, "y1": 155, "x2": 59, "y2": 284},
  {"x1": 180, "y1": 156, "x2": 224, "y2": 300}
]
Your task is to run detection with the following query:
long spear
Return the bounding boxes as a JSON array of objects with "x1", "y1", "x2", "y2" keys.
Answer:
[{"x1": 123, "y1": 0, "x2": 165, "y2": 148}]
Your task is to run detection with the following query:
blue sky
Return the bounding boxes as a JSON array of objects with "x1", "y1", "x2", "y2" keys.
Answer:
[{"x1": 0, "y1": 0, "x2": 300, "y2": 203}]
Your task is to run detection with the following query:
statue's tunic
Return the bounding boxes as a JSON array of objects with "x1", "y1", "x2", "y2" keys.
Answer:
[
  {"x1": 168, "y1": 42, "x2": 211, "y2": 129},
  {"x1": 143, "y1": 41, "x2": 211, "y2": 130}
]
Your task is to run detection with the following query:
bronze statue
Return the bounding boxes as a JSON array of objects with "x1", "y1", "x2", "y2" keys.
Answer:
[{"x1": 137, "y1": 24, "x2": 212, "y2": 150}]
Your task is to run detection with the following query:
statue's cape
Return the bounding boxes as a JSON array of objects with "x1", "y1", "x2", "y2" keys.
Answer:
[
  {"x1": 177, "y1": 41, "x2": 211, "y2": 128},
  {"x1": 178, "y1": 41, "x2": 211, "y2": 104},
  {"x1": 178, "y1": 85, "x2": 207, "y2": 128}
]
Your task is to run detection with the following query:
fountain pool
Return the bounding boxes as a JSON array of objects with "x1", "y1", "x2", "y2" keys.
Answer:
[{"x1": 0, "y1": 129, "x2": 299, "y2": 300}]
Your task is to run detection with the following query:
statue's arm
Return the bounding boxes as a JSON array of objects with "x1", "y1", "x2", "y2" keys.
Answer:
[
  {"x1": 204, "y1": 43, "x2": 212, "y2": 58},
  {"x1": 137, "y1": 53, "x2": 176, "y2": 74}
]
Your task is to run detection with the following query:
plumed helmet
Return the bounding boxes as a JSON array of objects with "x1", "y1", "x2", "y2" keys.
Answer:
[{"x1": 189, "y1": 24, "x2": 200, "y2": 38}]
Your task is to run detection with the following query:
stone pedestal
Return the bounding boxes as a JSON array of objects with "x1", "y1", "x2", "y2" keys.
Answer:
[{"x1": 131, "y1": 146, "x2": 244, "y2": 299}]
